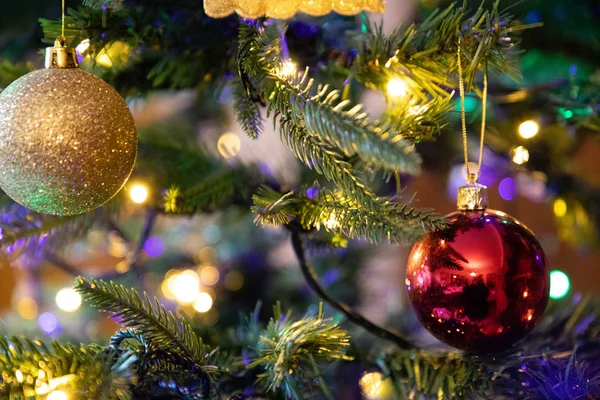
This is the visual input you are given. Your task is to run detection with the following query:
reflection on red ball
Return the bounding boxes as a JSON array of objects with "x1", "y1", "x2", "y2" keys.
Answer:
[{"x1": 406, "y1": 209, "x2": 549, "y2": 353}]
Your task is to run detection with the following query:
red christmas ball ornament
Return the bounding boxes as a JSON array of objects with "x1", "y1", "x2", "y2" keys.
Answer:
[{"x1": 406, "y1": 179, "x2": 549, "y2": 353}]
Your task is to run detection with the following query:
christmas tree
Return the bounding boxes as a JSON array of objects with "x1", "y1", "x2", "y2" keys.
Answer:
[{"x1": 0, "y1": 0, "x2": 599, "y2": 398}]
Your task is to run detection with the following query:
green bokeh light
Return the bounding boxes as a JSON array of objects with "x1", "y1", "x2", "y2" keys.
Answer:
[
  {"x1": 549, "y1": 270, "x2": 570, "y2": 299},
  {"x1": 453, "y1": 96, "x2": 479, "y2": 112}
]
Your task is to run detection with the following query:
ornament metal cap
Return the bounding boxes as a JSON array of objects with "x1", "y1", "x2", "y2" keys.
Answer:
[
  {"x1": 45, "y1": 37, "x2": 78, "y2": 69},
  {"x1": 457, "y1": 173, "x2": 488, "y2": 210}
]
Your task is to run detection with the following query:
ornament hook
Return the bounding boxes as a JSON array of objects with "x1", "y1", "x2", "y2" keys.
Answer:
[{"x1": 45, "y1": 37, "x2": 78, "y2": 69}]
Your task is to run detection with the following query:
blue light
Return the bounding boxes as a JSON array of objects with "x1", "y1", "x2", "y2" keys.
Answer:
[{"x1": 524, "y1": 10, "x2": 542, "y2": 24}]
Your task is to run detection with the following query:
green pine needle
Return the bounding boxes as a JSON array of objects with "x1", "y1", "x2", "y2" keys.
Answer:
[
  {"x1": 0, "y1": 336, "x2": 133, "y2": 399},
  {"x1": 248, "y1": 303, "x2": 351, "y2": 399},
  {"x1": 74, "y1": 277, "x2": 219, "y2": 377},
  {"x1": 253, "y1": 186, "x2": 445, "y2": 244}
]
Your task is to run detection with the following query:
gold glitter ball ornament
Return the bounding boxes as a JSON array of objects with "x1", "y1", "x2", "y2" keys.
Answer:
[
  {"x1": 204, "y1": 0, "x2": 385, "y2": 19},
  {"x1": 0, "y1": 40, "x2": 137, "y2": 215}
]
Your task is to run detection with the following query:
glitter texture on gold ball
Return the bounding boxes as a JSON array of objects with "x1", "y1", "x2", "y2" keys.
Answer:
[
  {"x1": 0, "y1": 63, "x2": 137, "y2": 215},
  {"x1": 204, "y1": 0, "x2": 385, "y2": 19}
]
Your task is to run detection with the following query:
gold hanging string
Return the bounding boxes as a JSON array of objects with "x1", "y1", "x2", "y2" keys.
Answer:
[
  {"x1": 62, "y1": 0, "x2": 65, "y2": 38},
  {"x1": 457, "y1": 36, "x2": 488, "y2": 183}
]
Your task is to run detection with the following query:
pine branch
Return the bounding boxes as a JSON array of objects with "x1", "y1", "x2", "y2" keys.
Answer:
[
  {"x1": 355, "y1": 1, "x2": 533, "y2": 97},
  {"x1": 74, "y1": 277, "x2": 219, "y2": 377},
  {"x1": 163, "y1": 169, "x2": 241, "y2": 214},
  {"x1": 239, "y1": 22, "x2": 447, "y2": 242},
  {"x1": 0, "y1": 60, "x2": 32, "y2": 89},
  {"x1": 232, "y1": 78, "x2": 263, "y2": 139},
  {"x1": 253, "y1": 186, "x2": 445, "y2": 245},
  {"x1": 380, "y1": 296, "x2": 600, "y2": 399},
  {"x1": 247, "y1": 303, "x2": 351, "y2": 399},
  {"x1": 0, "y1": 205, "x2": 103, "y2": 255},
  {"x1": 239, "y1": 22, "x2": 421, "y2": 175},
  {"x1": 380, "y1": 348, "x2": 488, "y2": 399},
  {"x1": 0, "y1": 337, "x2": 134, "y2": 399}
]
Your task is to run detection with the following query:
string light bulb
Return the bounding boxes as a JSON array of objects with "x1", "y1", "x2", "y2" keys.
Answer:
[
  {"x1": 47, "y1": 390, "x2": 68, "y2": 400},
  {"x1": 277, "y1": 60, "x2": 297, "y2": 79},
  {"x1": 512, "y1": 146, "x2": 530, "y2": 165},
  {"x1": 129, "y1": 183, "x2": 149, "y2": 204},
  {"x1": 55, "y1": 287, "x2": 82, "y2": 312},
  {"x1": 518, "y1": 120, "x2": 539, "y2": 139},
  {"x1": 217, "y1": 132, "x2": 241, "y2": 159},
  {"x1": 386, "y1": 78, "x2": 407, "y2": 98},
  {"x1": 324, "y1": 212, "x2": 340, "y2": 230}
]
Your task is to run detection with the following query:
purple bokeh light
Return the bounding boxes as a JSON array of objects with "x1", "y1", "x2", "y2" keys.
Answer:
[
  {"x1": 498, "y1": 177, "x2": 516, "y2": 201},
  {"x1": 39, "y1": 312, "x2": 58, "y2": 334},
  {"x1": 144, "y1": 236, "x2": 165, "y2": 258}
]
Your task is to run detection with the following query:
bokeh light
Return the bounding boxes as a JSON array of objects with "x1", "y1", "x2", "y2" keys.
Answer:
[
  {"x1": 324, "y1": 212, "x2": 340, "y2": 230},
  {"x1": 386, "y1": 78, "x2": 407, "y2": 98},
  {"x1": 549, "y1": 270, "x2": 570, "y2": 299},
  {"x1": 553, "y1": 198, "x2": 567, "y2": 218},
  {"x1": 217, "y1": 132, "x2": 241, "y2": 158},
  {"x1": 200, "y1": 266, "x2": 220, "y2": 286},
  {"x1": 172, "y1": 270, "x2": 200, "y2": 304},
  {"x1": 47, "y1": 390, "x2": 68, "y2": 400},
  {"x1": 17, "y1": 297, "x2": 38, "y2": 320},
  {"x1": 129, "y1": 184, "x2": 149, "y2": 204},
  {"x1": 55, "y1": 288, "x2": 82, "y2": 312},
  {"x1": 277, "y1": 60, "x2": 297, "y2": 79},
  {"x1": 75, "y1": 39, "x2": 90, "y2": 55},
  {"x1": 512, "y1": 146, "x2": 530, "y2": 165},
  {"x1": 518, "y1": 120, "x2": 539, "y2": 139},
  {"x1": 498, "y1": 177, "x2": 516, "y2": 201},
  {"x1": 358, "y1": 372, "x2": 383, "y2": 400},
  {"x1": 144, "y1": 236, "x2": 165, "y2": 258},
  {"x1": 115, "y1": 260, "x2": 131, "y2": 274},
  {"x1": 39, "y1": 312, "x2": 58, "y2": 334},
  {"x1": 224, "y1": 271, "x2": 244, "y2": 291},
  {"x1": 193, "y1": 292, "x2": 214, "y2": 313}
]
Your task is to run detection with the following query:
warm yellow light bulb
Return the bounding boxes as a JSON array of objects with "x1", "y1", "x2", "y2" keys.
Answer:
[
  {"x1": 277, "y1": 60, "x2": 297, "y2": 79},
  {"x1": 193, "y1": 292, "x2": 214, "y2": 313},
  {"x1": 324, "y1": 212, "x2": 340, "y2": 230},
  {"x1": 553, "y1": 198, "x2": 567, "y2": 218},
  {"x1": 360, "y1": 372, "x2": 384, "y2": 399},
  {"x1": 518, "y1": 120, "x2": 539, "y2": 139},
  {"x1": 386, "y1": 78, "x2": 407, "y2": 98},
  {"x1": 172, "y1": 270, "x2": 200, "y2": 304},
  {"x1": 55, "y1": 287, "x2": 82, "y2": 312},
  {"x1": 129, "y1": 184, "x2": 149, "y2": 204},
  {"x1": 17, "y1": 297, "x2": 38, "y2": 320},
  {"x1": 217, "y1": 132, "x2": 241, "y2": 159},
  {"x1": 512, "y1": 146, "x2": 530, "y2": 165},
  {"x1": 47, "y1": 390, "x2": 68, "y2": 400}
]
